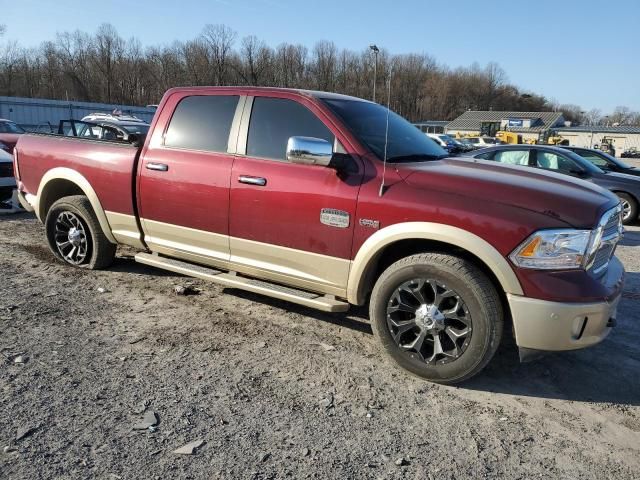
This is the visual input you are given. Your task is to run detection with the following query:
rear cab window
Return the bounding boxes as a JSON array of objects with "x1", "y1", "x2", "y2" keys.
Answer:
[
  {"x1": 164, "y1": 95, "x2": 239, "y2": 152},
  {"x1": 246, "y1": 97, "x2": 334, "y2": 161}
]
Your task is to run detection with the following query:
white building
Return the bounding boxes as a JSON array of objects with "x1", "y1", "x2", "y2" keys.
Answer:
[
  {"x1": 445, "y1": 110, "x2": 566, "y2": 143},
  {"x1": 553, "y1": 126, "x2": 640, "y2": 154}
]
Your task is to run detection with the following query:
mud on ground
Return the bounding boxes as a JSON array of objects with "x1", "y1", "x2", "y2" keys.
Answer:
[{"x1": 1, "y1": 214, "x2": 639, "y2": 479}]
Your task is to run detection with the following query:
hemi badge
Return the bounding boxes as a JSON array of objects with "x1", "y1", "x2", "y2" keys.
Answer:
[
  {"x1": 359, "y1": 218, "x2": 380, "y2": 229},
  {"x1": 320, "y1": 209, "x2": 350, "y2": 228}
]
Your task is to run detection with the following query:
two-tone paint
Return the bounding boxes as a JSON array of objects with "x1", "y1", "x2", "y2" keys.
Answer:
[{"x1": 14, "y1": 86, "x2": 625, "y2": 353}]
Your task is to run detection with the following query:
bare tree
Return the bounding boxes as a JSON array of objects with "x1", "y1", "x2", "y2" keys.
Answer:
[
  {"x1": 201, "y1": 24, "x2": 236, "y2": 85},
  {"x1": 1, "y1": 23, "x2": 632, "y2": 124}
]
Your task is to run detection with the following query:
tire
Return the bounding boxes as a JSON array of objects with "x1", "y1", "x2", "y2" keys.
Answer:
[
  {"x1": 617, "y1": 192, "x2": 638, "y2": 225},
  {"x1": 45, "y1": 195, "x2": 116, "y2": 269},
  {"x1": 369, "y1": 253, "x2": 503, "y2": 384}
]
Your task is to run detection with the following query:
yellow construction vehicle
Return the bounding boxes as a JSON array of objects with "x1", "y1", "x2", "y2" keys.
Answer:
[
  {"x1": 547, "y1": 134, "x2": 569, "y2": 146},
  {"x1": 495, "y1": 131, "x2": 522, "y2": 144}
]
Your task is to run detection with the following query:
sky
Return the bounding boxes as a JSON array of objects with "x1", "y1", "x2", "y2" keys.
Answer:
[{"x1": 2, "y1": 0, "x2": 639, "y2": 113}]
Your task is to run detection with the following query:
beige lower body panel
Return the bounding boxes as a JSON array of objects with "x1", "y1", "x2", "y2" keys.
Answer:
[
  {"x1": 105, "y1": 211, "x2": 145, "y2": 249},
  {"x1": 141, "y1": 218, "x2": 230, "y2": 264},
  {"x1": 229, "y1": 237, "x2": 349, "y2": 298},
  {"x1": 140, "y1": 218, "x2": 349, "y2": 298},
  {"x1": 508, "y1": 293, "x2": 620, "y2": 351}
]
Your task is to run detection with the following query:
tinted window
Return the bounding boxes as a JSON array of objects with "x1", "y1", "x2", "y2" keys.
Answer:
[
  {"x1": 474, "y1": 151, "x2": 494, "y2": 160},
  {"x1": 493, "y1": 150, "x2": 530, "y2": 165},
  {"x1": 571, "y1": 149, "x2": 612, "y2": 168},
  {"x1": 323, "y1": 99, "x2": 447, "y2": 162},
  {"x1": 247, "y1": 98, "x2": 334, "y2": 161},
  {"x1": 165, "y1": 95, "x2": 239, "y2": 152},
  {"x1": 535, "y1": 151, "x2": 581, "y2": 173}
]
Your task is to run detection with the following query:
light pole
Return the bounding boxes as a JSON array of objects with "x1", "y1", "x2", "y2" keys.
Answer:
[{"x1": 369, "y1": 44, "x2": 379, "y2": 102}]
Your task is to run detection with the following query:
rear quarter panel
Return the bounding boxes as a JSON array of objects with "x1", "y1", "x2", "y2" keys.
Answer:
[{"x1": 17, "y1": 134, "x2": 139, "y2": 215}]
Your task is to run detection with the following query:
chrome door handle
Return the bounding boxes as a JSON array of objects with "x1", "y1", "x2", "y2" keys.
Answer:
[
  {"x1": 146, "y1": 162, "x2": 168, "y2": 172},
  {"x1": 238, "y1": 175, "x2": 267, "y2": 186}
]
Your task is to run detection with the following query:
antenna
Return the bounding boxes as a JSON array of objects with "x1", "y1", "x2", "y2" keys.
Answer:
[{"x1": 379, "y1": 63, "x2": 393, "y2": 197}]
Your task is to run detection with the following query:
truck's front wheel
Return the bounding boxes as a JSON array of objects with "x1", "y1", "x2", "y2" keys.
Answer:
[
  {"x1": 369, "y1": 253, "x2": 503, "y2": 384},
  {"x1": 45, "y1": 195, "x2": 116, "y2": 269}
]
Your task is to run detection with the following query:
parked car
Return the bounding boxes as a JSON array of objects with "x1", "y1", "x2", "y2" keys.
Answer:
[
  {"x1": 0, "y1": 119, "x2": 26, "y2": 152},
  {"x1": 622, "y1": 147, "x2": 640, "y2": 159},
  {"x1": 466, "y1": 144, "x2": 640, "y2": 224},
  {"x1": 457, "y1": 137, "x2": 481, "y2": 151},
  {"x1": 80, "y1": 112, "x2": 150, "y2": 141},
  {"x1": 54, "y1": 119, "x2": 145, "y2": 146},
  {"x1": 562, "y1": 146, "x2": 640, "y2": 177},
  {"x1": 0, "y1": 148, "x2": 15, "y2": 203},
  {"x1": 465, "y1": 136, "x2": 503, "y2": 148},
  {"x1": 15, "y1": 87, "x2": 624, "y2": 383},
  {"x1": 426, "y1": 133, "x2": 460, "y2": 154}
]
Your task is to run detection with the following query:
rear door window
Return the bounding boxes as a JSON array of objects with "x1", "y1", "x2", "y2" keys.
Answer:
[
  {"x1": 247, "y1": 97, "x2": 334, "y2": 161},
  {"x1": 535, "y1": 151, "x2": 580, "y2": 173},
  {"x1": 492, "y1": 150, "x2": 531, "y2": 165},
  {"x1": 164, "y1": 95, "x2": 239, "y2": 153}
]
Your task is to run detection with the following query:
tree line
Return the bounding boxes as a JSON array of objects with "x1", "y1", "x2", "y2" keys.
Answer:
[{"x1": 0, "y1": 23, "x2": 638, "y2": 125}]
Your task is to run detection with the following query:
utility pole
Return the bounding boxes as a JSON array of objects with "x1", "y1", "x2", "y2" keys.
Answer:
[{"x1": 369, "y1": 44, "x2": 379, "y2": 103}]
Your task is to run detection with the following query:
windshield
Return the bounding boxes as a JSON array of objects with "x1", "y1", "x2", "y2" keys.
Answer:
[
  {"x1": 322, "y1": 99, "x2": 447, "y2": 162},
  {"x1": 438, "y1": 134, "x2": 457, "y2": 144},
  {"x1": 562, "y1": 149, "x2": 605, "y2": 174},
  {"x1": 590, "y1": 149, "x2": 631, "y2": 169},
  {"x1": 0, "y1": 121, "x2": 25, "y2": 134}
]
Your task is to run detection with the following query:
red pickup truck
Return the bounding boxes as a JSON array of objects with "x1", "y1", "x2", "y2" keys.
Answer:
[{"x1": 14, "y1": 87, "x2": 625, "y2": 383}]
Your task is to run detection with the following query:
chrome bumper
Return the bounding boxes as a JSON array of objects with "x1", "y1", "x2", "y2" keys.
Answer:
[{"x1": 508, "y1": 258, "x2": 624, "y2": 351}]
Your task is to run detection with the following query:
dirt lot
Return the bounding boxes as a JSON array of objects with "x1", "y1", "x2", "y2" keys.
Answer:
[{"x1": 1, "y1": 214, "x2": 639, "y2": 480}]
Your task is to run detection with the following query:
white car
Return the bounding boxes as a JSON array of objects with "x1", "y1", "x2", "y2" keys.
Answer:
[
  {"x1": 465, "y1": 136, "x2": 502, "y2": 148},
  {"x1": 0, "y1": 146, "x2": 16, "y2": 204}
]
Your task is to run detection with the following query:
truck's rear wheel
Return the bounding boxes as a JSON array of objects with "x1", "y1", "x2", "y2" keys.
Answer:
[
  {"x1": 45, "y1": 195, "x2": 116, "y2": 269},
  {"x1": 369, "y1": 253, "x2": 503, "y2": 384}
]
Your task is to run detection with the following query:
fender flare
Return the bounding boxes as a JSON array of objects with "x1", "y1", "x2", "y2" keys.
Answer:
[
  {"x1": 34, "y1": 167, "x2": 117, "y2": 244},
  {"x1": 347, "y1": 222, "x2": 524, "y2": 305}
]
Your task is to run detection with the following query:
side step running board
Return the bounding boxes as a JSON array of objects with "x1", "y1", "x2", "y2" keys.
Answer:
[{"x1": 135, "y1": 253, "x2": 349, "y2": 313}]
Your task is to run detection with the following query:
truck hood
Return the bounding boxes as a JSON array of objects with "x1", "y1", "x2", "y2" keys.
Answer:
[{"x1": 396, "y1": 158, "x2": 618, "y2": 228}]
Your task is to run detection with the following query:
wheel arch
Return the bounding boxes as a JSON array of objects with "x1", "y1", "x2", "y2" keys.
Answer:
[
  {"x1": 347, "y1": 222, "x2": 523, "y2": 306},
  {"x1": 611, "y1": 189, "x2": 638, "y2": 203},
  {"x1": 35, "y1": 168, "x2": 117, "y2": 244}
]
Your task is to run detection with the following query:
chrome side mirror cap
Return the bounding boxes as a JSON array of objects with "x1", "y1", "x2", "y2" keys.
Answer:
[{"x1": 286, "y1": 136, "x2": 333, "y2": 167}]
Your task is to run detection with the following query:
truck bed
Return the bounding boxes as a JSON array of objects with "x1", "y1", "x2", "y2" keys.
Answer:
[{"x1": 17, "y1": 133, "x2": 141, "y2": 216}]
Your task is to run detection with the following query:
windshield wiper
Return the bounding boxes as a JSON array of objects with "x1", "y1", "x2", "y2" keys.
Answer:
[{"x1": 387, "y1": 154, "x2": 447, "y2": 163}]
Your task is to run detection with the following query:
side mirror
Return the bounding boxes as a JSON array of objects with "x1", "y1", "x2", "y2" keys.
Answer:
[{"x1": 286, "y1": 136, "x2": 333, "y2": 167}]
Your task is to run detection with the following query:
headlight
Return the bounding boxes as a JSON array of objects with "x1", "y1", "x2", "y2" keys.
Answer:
[{"x1": 509, "y1": 229, "x2": 592, "y2": 270}]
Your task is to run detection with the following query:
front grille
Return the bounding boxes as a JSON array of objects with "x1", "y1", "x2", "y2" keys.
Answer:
[
  {"x1": 0, "y1": 163, "x2": 13, "y2": 178},
  {"x1": 589, "y1": 206, "x2": 623, "y2": 276},
  {"x1": 602, "y1": 209, "x2": 622, "y2": 238}
]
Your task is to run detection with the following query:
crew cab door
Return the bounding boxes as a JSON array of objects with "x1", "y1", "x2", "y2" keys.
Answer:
[
  {"x1": 137, "y1": 93, "x2": 243, "y2": 267},
  {"x1": 228, "y1": 95, "x2": 363, "y2": 296}
]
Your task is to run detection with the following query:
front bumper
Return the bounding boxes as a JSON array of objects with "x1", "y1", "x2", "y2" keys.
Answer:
[{"x1": 508, "y1": 256, "x2": 624, "y2": 351}]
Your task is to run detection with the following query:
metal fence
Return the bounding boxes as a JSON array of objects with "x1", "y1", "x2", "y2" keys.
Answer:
[{"x1": 0, "y1": 96, "x2": 156, "y2": 131}]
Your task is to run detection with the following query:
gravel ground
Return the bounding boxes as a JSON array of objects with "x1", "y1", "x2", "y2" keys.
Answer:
[{"x1": 0, "y1": 214, "x2": 639, "y2": 480}]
